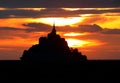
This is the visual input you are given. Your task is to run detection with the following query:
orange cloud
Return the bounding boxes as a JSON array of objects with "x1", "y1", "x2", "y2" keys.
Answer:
[
  {"x1": 0, "y1": 18, "x2": 46, "y2": 28},
  {"x1": 81, "y1": 14, "x2": 120, "y2": 29},
  {"x1": 0, "y1": 7, "x2": 7, "y2": 10},
  {"x1": 64, "y1": 32, "x2": 88, "y2": 36},
  {"x1": 0, "y1": 18, "x2": 31, "y2": 28}
]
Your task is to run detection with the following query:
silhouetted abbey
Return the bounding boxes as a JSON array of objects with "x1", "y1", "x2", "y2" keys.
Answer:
[{"x1": 20, "y1": 23, "x2": 87, "y2": 62}]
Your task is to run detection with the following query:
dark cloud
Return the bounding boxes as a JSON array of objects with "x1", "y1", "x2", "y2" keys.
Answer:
[
  {"x1": 1, "y1": 23, "x2": 120, "y2": 35},
  {"x1": 77, "y1": 24, "x2": 103, "y2": 32},
  {"x1": 43, "y1": 8, "x2": 120, "y2": 16},
  {"x1": 0, "y1": 10, "x2": 42, "y2": 18},
  {"x1": 74, "y1": 9, "x2": 120, "y2": 14},
  {"x1": 0, "y1": 24, "x2": 51, "y2": 33},
  {"x1": 0, "y1": 27, "x2": 23, "y2": 30},
  {"x1": 0, "y1": 23, "x2": 52, "y2": 33},
  {"x1": 0, "y1": 8, "x2": 120, "y2": 18},
  {"x1": 102, "y1": 29, "x2": 120, "y2": 34},
  {"x1": 62, "y1": 24, "x2": 102, "y2": 32},
  {"x1": 38, "y1": 8, "x2": 79, "y2": 17},
  {"x1": 0, "y1": 0, "x2": 119, "y2": 8},
  {"x1": 57, "y1": 24, "x2": 103, "y2": 33},
  {"x1": 23, "y1": 23, "x2": 120, "y2": 34},
  {"x1": 0, "y1": 8, "x2": 78, "y2": 18},
  {"x1": 22, "y1": 23, "x2": 103, "y2": 33},
  {"x1": 0, "y1": 27, "x2": 28, "y2": 39},
  {"x1": 23, "y1": 23, "x2": 51, "y2": 32}
]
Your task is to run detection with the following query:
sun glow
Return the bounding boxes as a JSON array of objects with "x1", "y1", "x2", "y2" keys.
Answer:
[
  {"x1": 66, "y1": 39, "x2": 90, "y2": 47},
  {"x1": 66, "y1": 38, "x2": 103, "y2": 48},
  {"x1": 64, "y1": 32, "x2": 88, "y2": 36},
  {"x1": 62, "y1": 8, "x2": 80, "y2": 11},
  {"x1": 33, "y1": 17, "x2": 83, "y2": 26}
]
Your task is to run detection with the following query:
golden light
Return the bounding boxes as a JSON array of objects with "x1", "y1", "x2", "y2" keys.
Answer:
[
  {"x1": 62, "y1": 8, "x2": 80, "y2": 11},
  {"x1": 66, "y1": 38, "x2": 103, "y2": 48},
  {"x1": 81, "y1": 14, "x2": 93, "y2": 17},
  {"x1": 0, "y1": 18, "x2": 33, "y2": 28},
  {"x1": 66, "y1": 38, "x2": 90, "y2": 47},
  {"x1": 0, "y1": 7, "x2": 6, "y2": 10},
  {"x1": 96, "y1": 15, "x2": 120, "y2": 29},
  {"x1": 16, "y1": 8, "x2": 46, "y2": 11},
  {"x1": 0, "y1": 38, "x2": 33, "y2": 47},
  {"x1": 64, "y1": 32, "x2": 88, "y2": 36},
  {"x1": 33, "y1": 17, "x2": 83, "y2": 26},
  {"x1": 62, "y1": 8, "x2": 120, "y2": 11}
]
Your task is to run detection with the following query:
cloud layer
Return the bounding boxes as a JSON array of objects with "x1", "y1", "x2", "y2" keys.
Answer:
[
  {"x1": 1, "y1": 23, "x2": 120, "y2": 34},
  {"x1": 0, "y1": 0, "x2": 119, "y2": 8},
  {"x1": 0, "y1": 8, "x2": 120, "y2": 18}
]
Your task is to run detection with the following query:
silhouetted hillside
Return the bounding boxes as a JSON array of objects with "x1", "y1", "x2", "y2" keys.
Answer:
[
  {"x1": 0, "y1": 60, "x2": 120, "y2": 82},
  {"x1": 20, "y1": 23, "x2": 87, "y2": 62}
]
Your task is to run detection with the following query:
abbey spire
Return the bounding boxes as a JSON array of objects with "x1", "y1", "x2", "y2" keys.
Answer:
[{"x1": 51, "y1": 21, "x2": 56, "y2": 35}]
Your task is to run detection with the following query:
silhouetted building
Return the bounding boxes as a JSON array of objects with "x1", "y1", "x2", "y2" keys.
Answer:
[{"x1": 20, "y1": 23, "x2": 87, "y2": 62}]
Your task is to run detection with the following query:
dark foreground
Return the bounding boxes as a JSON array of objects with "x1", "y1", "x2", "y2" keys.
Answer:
[{"x1": 0, "y1": 60, "x2": 120, "y2": 82}]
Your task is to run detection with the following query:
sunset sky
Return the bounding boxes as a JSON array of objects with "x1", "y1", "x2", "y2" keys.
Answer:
[{"x1": 0, "y1": 0, "x2": 120, "y2": 60}]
